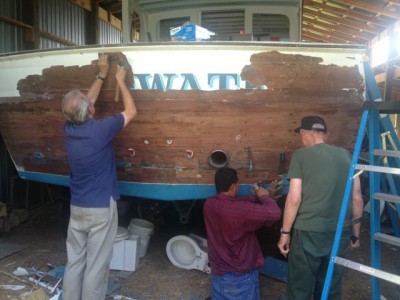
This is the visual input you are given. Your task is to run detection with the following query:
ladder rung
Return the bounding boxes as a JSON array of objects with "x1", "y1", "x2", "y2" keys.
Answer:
[
  {"x1": 374, "y1": 232, "x2": 400, "y2": 247},
  {"x1": 356, "y1": 164, "x2": 400, "y2": 175},
  {"x1": 374, "y1": 149, "x2": 400, "y2": 158},
  {"x1": 334, "y1": 257, "x2": 400, "y2": 286},
  {"x1": 359, "y1": 152, "x2": 369, "y2": 162},
  {"x1": 363, "y1": 101, "x2": 400, "y2": 113},
  {"x1": 374, "y1": 193, "x2": 400, "y2": 204}
]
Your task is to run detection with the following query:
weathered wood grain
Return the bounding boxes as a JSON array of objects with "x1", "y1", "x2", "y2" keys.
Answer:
[{"x1": 0, "y1": 51, "x2": 364, "y2": 185}]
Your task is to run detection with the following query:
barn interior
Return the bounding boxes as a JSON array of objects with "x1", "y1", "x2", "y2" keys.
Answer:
[{"x1": 1, "y1": 1, "x2": 400, "y2": 299}]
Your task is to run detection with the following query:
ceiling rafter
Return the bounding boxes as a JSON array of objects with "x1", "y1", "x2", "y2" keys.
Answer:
[
  {"x1": 375, "y1": 67, "x2": 400, "y2": 83},
  {"x1": 302, "y1": 29, "x2": 342, "y2": 43},
  {"x1": 107, "y1": 3, "x2": 122, "y2": 14},
  {"x1": 304, "y1": 1, "x2": 389, "y2": 28},
  {"x1": 332, "y1": 0, "x2": 400, "y2": 19},
  {"x1": 303, "y1": 7, "x2": 380, "y2": 35},
  {"x1": 301, "y1": 34, "x2": 322, "y2": 42},
  {"x1": 383, "y1": 0, "x2": 400, "y2": 5},
  {"x1": 302, "y1": 23, "x2": 362, "y2": 44},
  {"x1": 303, "y1": 15, "x2": 372, "y2": 41}
]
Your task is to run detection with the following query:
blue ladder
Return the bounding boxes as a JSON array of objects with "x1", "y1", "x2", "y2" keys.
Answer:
[
  {"x1": 321, "y1": 61, "x2": 400, "y2": 299},
  {"x1": 379, "y1": 116, "x2": 400, "y2": 234}
]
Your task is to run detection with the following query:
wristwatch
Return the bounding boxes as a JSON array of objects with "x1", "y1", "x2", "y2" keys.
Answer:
[
  {"x1": 280, "y1": 228, "x2": 290, "y2": 235},
  {"x1": 350, "y1": 235, "x2": 359, "y2": 243},
  {"x1": 96, "y1": 74, "x2": 105, "y2": 81}
]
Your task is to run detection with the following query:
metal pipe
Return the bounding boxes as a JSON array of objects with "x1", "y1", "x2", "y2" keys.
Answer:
[{"x1": 209, "y1": 150, "x2": 228, "y2": 168}]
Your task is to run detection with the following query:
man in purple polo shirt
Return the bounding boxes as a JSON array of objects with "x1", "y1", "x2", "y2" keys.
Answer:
[
  {"x1": 204, "y1": 167, "x2": 281, "y2": 300},
  {"x1": 61, "y1": 54, "x2": 137, "y2": 300}
]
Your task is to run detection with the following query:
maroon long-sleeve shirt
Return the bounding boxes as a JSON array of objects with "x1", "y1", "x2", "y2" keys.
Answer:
[{"x1": 204, "y1": 193, "x2": 281, "y2": 276}]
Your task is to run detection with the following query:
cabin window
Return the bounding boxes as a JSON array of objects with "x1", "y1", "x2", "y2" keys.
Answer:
[
  {"x1": 201, "y1": 10, "x2": 245, "y2": 41},
  {"x1": 252, "y1": 14, "x2": 290, "y2": 41},
  {"x1": 160, "y1": 17, "x2": 190, "y2": 42},
  {"x1": 200, "y1": 10, "x2": 289, "y2": 42}
]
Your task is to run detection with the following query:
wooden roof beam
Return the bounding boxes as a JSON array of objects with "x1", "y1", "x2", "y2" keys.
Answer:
[
  {"x1": 333, "y1": 0, "x2": 400, "y2": 19},
  {"x1": 107, "y1": 3, "x2": 123, "y2": 14},
  {"x1": 302, "y1": 32, "x2": 327, "y2": 43},
  {"x1": 304, "y1": 0, "x2": 389, "y2": 28},
  {"x1": 303, "y1": 15, "x2": 372, "y2": 41},
  {"x1": 302, "y1": 23, "x2": 361, "y2": 44},
  {"x1": 374, "y1": 66, "x2": 400, "y2": 84},
  {"x1": 302, "y1": 20, "x2": 361, "y2": 43},
  {"x1": 0, "y1": 15, "x2": 33, "y2": 30},
  {"x1": 302, "y1": 35, "x2": 323, "y2": 43},
  {"x1": 302, "y1": 31, "x2": 337, "y2": 43},
  {"x1": 302, "y1": 28, "x2": 348, "y2": 44},
  {"x1": 303, "y1": 7, "x2": 380, "y2": 35},
  {"x1": 384, "y1": 0, "x2": 400, "y2": 5}
]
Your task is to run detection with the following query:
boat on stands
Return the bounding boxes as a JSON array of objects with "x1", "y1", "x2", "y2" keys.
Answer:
[
  {"x1": 0, "y1": 0, "x2": 366, "y2": 204},
  {"x1": 0, "y1": 42, "x2": 366, "y2": 202}
]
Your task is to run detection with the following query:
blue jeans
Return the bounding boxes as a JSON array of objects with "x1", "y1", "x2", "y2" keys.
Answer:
[{"x1": 211, "y1": 270, "x2": 260, "y2": 300}]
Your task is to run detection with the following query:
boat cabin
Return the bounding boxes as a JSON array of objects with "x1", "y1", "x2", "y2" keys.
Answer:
[{"x1": 133, "y1": 0, "x2": 301, "y2": 43}]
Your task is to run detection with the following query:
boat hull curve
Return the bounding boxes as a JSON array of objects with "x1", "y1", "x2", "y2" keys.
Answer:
[{"x1": 0, "y1": 42, "x2": 366, "y2": 200}]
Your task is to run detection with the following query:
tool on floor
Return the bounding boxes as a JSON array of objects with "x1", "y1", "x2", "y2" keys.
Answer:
[
  {"x1": 321, "y1": 60, "x2": 400, "y2": 299},
  {"x1": 28, "y1": 265, "x2": 64, "y2": 295}
]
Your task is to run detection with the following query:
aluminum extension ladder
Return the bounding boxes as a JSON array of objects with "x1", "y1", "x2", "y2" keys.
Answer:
[
  {"x1": 321, "y1": 62, "x2": 400, "y2": 300},
  {"x1": 378, "y1": 117, "x2": 400, "y2": 237}
]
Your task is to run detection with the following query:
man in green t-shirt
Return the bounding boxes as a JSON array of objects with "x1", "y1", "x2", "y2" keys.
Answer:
[{"x1": 277, "y1": 116, "x2": 364, "y2": 300}]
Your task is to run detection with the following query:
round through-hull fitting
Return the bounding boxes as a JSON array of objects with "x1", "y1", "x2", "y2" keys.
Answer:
[
  {"x1": 179, "y1": 216, "x2": 189, "y2": 224},
  {"x1": 185, "y1": 150, "x2": 194, "y2": 159},
  {"x1": 209, "y1": 150, "x2": 228, "y2": 169},
  {"x1": 127, "y1": 148, "x2": 135, "y2": 157}
]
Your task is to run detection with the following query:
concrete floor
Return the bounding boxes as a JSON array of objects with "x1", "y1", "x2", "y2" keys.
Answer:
[{"x1": 0, "y1": 195, "x2": 399, "y2": 300}]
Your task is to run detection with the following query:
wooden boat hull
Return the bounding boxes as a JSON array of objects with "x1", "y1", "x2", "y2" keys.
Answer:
[{"x1": 0, "y1": 42, "x2": 366, "y2": 200}]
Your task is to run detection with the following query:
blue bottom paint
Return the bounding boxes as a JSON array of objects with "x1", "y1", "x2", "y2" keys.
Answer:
[{"x1": 18, "y1": 171, "x2": 282, "y2": 201}]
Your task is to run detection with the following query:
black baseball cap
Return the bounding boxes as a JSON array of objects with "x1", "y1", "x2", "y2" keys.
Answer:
[{"x1": 294, "y1": 116, "x2": 327, "y2": 133}]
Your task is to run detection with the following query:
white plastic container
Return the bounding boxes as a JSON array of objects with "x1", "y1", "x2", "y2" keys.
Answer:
[
  {"x1": 128, "y1": 218, "x2": 154, "y2": 257},
  {"x1": 110, "y1": 227, "x2": 140, "y2": 271}
]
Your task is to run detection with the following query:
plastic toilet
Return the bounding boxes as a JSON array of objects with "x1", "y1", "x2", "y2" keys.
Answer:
[{"x1": 166, "y1": 233, "x2": 211, "y2": 274}]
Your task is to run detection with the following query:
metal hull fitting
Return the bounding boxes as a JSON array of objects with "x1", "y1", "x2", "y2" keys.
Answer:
[{"x1": 0, "y1": 42, "x2": 366, "y2": 201}]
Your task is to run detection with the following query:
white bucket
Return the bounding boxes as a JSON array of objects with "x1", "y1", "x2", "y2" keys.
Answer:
[
  {"x1": 128, "y1": 218, "x2": 154, "y2": 257},
  {"x1": 115, "y1": 226, "x2": 129, "y2": 242}
]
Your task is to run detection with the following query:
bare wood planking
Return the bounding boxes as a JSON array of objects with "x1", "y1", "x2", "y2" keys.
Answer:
[{"x1": 0, "y1": 50, "x2": 364, "y2": 184}]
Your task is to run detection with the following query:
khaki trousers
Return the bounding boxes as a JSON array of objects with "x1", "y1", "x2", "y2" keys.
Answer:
[{"x1": 62, "y1": 198, "x2": 118, "y2": 300}]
